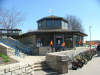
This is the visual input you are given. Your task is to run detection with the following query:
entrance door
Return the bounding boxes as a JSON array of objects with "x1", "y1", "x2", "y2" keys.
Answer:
[{"x1": 55, "y1": 35, "x2": 63, "y2": 52}]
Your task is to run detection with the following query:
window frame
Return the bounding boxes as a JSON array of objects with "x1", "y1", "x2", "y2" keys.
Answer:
[
  {"x1": 62, "y1": 21, "x2": 65, "y2": 27},
  {"x1": 46, "y1": 20, "x2": 52, "y2": 26},
  {"x1": 41, "y1": 21, "x2": 44, "y2": 27},
  {"x1": 65, "y1": 22, "x2": 67, "y2": 27},
  {"x1": 38, "y1": 22, "x2": 41, "y2": 27},
  {"x1": 54, "y1": 20, "x2": 61, "y2": 26}
]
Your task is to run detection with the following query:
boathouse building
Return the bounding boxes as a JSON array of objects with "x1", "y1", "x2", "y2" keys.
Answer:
[{"x1": 14, "y1": 15, "x2": 87, "y2": 52}]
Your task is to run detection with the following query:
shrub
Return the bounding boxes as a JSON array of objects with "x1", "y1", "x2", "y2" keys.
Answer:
[{"x1": 0, "y1": 54, "x2": 10, "y2": 62}]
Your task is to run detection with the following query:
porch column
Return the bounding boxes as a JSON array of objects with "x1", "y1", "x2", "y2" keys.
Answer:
[{"x1": 73, "y1": 34, "x2": 75, "y2": 49}]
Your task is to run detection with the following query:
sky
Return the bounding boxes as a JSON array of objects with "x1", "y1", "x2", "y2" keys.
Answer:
[{"x1": 0, "y1": 0, "x2": 100, "y2": 41}]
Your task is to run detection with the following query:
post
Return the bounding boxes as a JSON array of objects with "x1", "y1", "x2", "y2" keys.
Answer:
[
  {"x1": 89, "y1": 26, "x2": 92, "y2": 50},
  {"x1": 72, "y1": 34, "x2": 75, "y2": 49},
  {"x1": 56, "y1": 55, "x2": 69, "y2": 74}
]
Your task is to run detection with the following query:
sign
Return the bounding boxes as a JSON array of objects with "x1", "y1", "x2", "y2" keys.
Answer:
[
  {"x1": 56, "y1": 36, "x2": 62, "y2": 38},
  {"x1": 36, "y1": 38, "x2": 40, "y2": 41}
]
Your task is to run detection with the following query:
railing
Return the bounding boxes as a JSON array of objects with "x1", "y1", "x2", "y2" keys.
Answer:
[{"x1": 0, "y1": 38, "x2": 33, "y2": 58}]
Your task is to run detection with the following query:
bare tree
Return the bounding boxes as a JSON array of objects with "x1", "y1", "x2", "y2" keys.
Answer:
[
  {"x1": 66, "y1": 15, "x2": 84, "y2": 32},
  {"x1": 27, "y1": 29, "x2": 34, "y2": 32},
  {"x1": 0, "y1": 8, "x2": 26, "y2": 34}
]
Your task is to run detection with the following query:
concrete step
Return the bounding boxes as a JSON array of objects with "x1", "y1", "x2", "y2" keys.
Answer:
[
  {"x1": 34, "y1": 66, "x2": 50, "y2": 71},
  {"x1": 19, "y1": 52, "x2": 27, "y2": 56},
  {"x1": 34, "y1": 61, "x2": 47, "y2": 64},
  {"x1": 34, "y1": 64, "x2": 49, "y2": 68},
  {"x1": 34, "y1": 67, "x2": 50, "y2": 71},
  {"x1": 34, "y1": 61, "x2": 50, "y2": 71}
]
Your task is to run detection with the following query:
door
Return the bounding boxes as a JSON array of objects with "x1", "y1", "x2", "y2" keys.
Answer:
[{"x1": 55, "y1": 35, "x2": 63, "y2": 52}]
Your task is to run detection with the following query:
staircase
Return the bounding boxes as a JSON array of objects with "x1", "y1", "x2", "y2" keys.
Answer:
[
  {"x1": 34, "y1": 61, "x2": 50, "y2": 71},
  {"x1": 0, "y1": 37, "x2": 33, "y2": 58}
]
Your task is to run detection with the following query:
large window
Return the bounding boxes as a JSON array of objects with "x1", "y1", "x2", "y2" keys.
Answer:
[
  {"x1": 54, "y1": 20, "x2": 61, "y2": 26},
  {"x1": 46, "y1": 20, "x2": 52, "y2": 26},
  {"x1": 75, "y1": 35, "x2": 83, "y2": 47},
  {"x1": 62, "y1": 21, "x2": 65, "y2": 27},
  {"x1": 38, "y1": 22, "x2": 41, "y2": 27},
  {"x1": 36, "y1": 35, "x2": 54, "y2": 47},
  {"x1": 64, "y1": 35, "x2": 73, "y2": 48},
  {"x1": 41, "y1": 21, "x2": 44, "y2": 26},
  {"x1": 65, "y1": 22, "x2": 67, "y2": 27}
]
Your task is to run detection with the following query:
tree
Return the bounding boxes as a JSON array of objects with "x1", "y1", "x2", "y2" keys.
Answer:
[
  {"x1": 0, "y1": 8, "x2": 26, "y2": 34},
  {"x1": 66, "y1": 15, "x2": 84, "y2": 32},
  {"x1": 27, "y1": 29, "x2": 34, "y2": 32}
]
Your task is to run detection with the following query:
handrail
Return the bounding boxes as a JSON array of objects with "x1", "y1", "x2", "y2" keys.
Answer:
[
  {"x1": 6, "y1": 38, "x2": 33, "y2": 50},
  {"x1": 0, "y1": 38, "x2": 33, "y2": 55}
]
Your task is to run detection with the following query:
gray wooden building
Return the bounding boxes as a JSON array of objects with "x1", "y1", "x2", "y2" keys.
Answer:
[{"x1": 14, "y1": 15, "x2": 87, "y2": 52}]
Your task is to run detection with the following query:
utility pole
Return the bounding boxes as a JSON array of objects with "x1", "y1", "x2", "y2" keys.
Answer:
[{"x1": 89, "y1": 26, "x2": 92, "y2": 50}]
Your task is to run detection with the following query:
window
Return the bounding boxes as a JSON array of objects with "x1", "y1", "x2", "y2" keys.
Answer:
[
  {"x1": 54, "y1": 20, "x2": 61, "y2": 26},
  {"x1": 41, "y1": 21, "x2": 44, "y2": 26},
  {"x1": 46, "y1": 20, "x2": 52, "y2": 26},
  {"x1": 64, "y1": 35, "x2": 73, "y2": 48},
  {"x1": 62, "y1": 21, "x2": 65, "y2": 27},
  {"x1": 65, "y1": 22, "x2": 67, "y2": 27},
  {"x1": 36, "y1": 35, "x2": 54, "y2": 46},
  {"x1": 75, "y1": 35, "x2": 83, "y2": 47},
  {"x1": 39, "y1": 22, "x2": 41, "y2": 27}
]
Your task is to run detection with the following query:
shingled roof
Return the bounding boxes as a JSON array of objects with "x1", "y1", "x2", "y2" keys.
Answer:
[
  {"x1": 14, "y1": 29, "x2": 88, "y2": 38},
  {"x1": 37, "y1": 15, "x2": 68, "y2": 23}
]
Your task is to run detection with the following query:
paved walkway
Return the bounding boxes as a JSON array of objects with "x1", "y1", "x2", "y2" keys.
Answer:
[
  {"x1": 10, "y1": 54, "x2": 100, "y2": 75},
  {"x1": 10, "y1": 55, "x2": 46, "y2": 63},
  {"x1": 35, "y1": 55, "x2": 100, "y2": 75}
]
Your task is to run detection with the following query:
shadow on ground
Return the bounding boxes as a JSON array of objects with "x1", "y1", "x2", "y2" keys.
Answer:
[{"x1": 35, "y1": 69, "x2": 60, "y2": 75}]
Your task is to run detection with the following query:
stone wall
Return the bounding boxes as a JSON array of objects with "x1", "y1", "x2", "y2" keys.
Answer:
[
  {"x1": 46, "y1": 47, "x2": 95, "y2": 70},
  {"x1": 0, "y1": 62, "x2": 34, "y2": 75},
  {"x1": 0, "y1": 43, "x2": 15, "y2": 56}
]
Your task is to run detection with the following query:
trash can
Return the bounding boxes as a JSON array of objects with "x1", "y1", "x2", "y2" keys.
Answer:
[{"x1": 56, "y1": 55, "x2": 69, "y2": 74}]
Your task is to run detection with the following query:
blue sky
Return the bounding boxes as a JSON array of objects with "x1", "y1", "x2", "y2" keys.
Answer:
[{"x1": 1, "y1": 0, "x2": 100, "y2": 41}]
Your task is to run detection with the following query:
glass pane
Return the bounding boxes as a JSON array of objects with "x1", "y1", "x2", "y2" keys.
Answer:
[
  {"x1": 64, "y1": 35, "x2": 73, "y2": 48},
  {"x1": 36, "y1": 35, "x2": 54, "y2": 46},
  {"x1": 46, "y1": 20, "x2": 52, "y2": 26},
  {"x1": 75, "y1": 35, "x2": 83, "y2": 47},
  {"x1": 39, "y1": 22, "x2": 41, "y2": 27},
  {"x1": 65, "y1": 22, "x2": 67, "y2": 27},
  {"x1": 54, "y1": 20, "x2": 61, "y2": 26},
  {"x1": 62, "y1": 21, "x2": 65, "y2": 27},
  {"x1": 41, "y1": 21, "x2": 44, "y2": 26}
]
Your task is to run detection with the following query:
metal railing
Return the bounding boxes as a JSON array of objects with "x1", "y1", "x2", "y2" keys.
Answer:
[{"x1": 0, "y1": 38, "x2": 33, "y2": 57}]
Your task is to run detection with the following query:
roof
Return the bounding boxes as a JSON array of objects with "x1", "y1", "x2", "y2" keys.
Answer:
[
  {"x1": 37, "y1": 15, "x2": 68, "y2": 23},
  {"x1": 14, "y1": 29, "x2": 88, "y2": 38},
  {"x1": 0, "y1": 29, "x2": 22, "y2": 31}
]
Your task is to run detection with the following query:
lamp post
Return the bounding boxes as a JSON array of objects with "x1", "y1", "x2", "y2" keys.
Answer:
[{"x1": 89, "y1": 26, "x2": 92, "y2": 50}]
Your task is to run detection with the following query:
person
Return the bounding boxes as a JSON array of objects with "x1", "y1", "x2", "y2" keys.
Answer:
[{"x1": 97, "y1": 44, "x2": 100, "y2": 56}]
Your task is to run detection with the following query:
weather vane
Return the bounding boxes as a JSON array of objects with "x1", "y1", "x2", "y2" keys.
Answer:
[
  {"x1": 49, "y1": 8, "x2": 53, "y2": 15},
  {"x1": 49, "y1": 0, "x2": 53, "y2": 15}
]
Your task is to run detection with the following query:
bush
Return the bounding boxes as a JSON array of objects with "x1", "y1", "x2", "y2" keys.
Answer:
[
  {"x1": 0, "y1": 54, "x2": 10, "y2": 62},
  {"x1": 4, "y1": 59, "x2": 10, "y2": 62}
]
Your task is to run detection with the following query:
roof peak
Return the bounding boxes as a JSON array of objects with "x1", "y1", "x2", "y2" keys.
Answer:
[{"x1": 45, "y1": 15, "x2": 62, "y2": 18}]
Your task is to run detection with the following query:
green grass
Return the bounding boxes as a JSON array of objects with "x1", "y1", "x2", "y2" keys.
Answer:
[{"x1": 0, "y1": 54, "x2": 10, "y2": 62}]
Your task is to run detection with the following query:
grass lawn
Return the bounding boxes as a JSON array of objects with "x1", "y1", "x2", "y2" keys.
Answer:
[
  {"x1": 0, "y1": 54, "x2": 18, "y2": 65},
  {"x1": 0, "y1": 54, "x2": 10, "y2": 62}
]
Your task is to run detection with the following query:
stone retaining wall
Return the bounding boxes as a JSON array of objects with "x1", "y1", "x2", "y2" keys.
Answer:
[
  {"x1": 0, "y1": 43, "x2": 15, "y2": 56},
  {"x1": 0, "y1": 62, "x2": 34, "y2": 75},
  {"x1": 46, "y1": 47, "x2": 95, "y2": 70}
]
